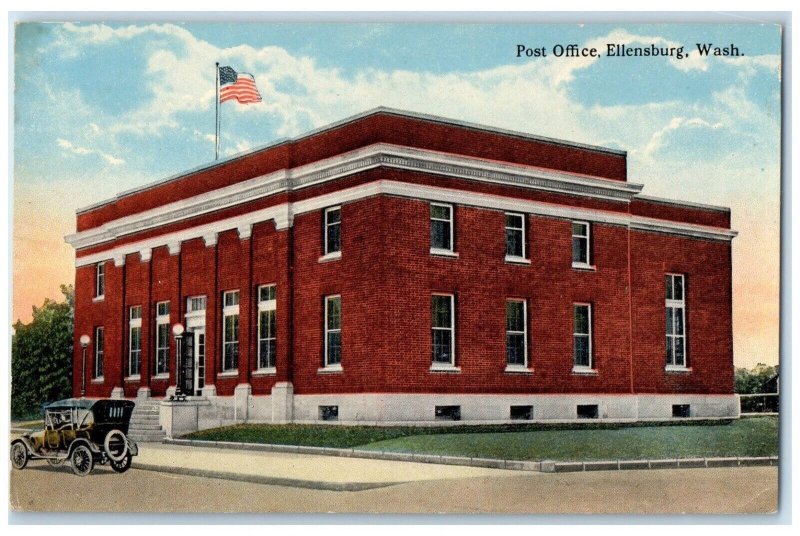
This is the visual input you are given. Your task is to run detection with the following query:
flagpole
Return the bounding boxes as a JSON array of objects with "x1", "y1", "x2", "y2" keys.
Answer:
[{"x1": 215, "y1": 62, "x2": 220, "y2": 160}]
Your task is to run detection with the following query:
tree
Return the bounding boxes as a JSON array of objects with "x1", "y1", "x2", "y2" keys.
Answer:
[
  {"x1": 11, "y1": 285, "x2": 74, "y2": 419},
  {"x1": 734, "y1": 363, "x2": 778, "y2": 394}
]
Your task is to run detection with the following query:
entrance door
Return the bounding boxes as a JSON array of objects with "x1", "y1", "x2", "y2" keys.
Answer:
[
  {"x1": 193, "y1": 330, "x2": 206, "y2": 396},
  {"x1": 180, "y1": 330, "x2": 194, "y2": 396}
]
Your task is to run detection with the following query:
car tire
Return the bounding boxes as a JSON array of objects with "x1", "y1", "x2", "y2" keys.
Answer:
[
  {"x1": 46, "y1": 458, "x2": 65, "y2": 467},
  {"x1": 70, "y1": 445, "x2": 94, "y2": 476},
  {"x1": 104, "y1": 429, "x2": 129, "y2": 462},
  {"x1": 10, "y1": 442, "x2": 28, "y2": 470},
  {"x1": 110, "y1": 453, "x2": 133, "y2": 473}
]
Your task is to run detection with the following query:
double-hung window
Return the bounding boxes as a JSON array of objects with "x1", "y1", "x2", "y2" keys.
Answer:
[
  {"x1": 94, "y1": 326, "x2": 104, "y2": 379},
  {"x1": 324, "y1": 295, "x2": 341, "y2": 367},
  {"x1": 666, "y1": 274, "x2": 688, "y2": 368},
  {"x1": 258, "y1": 285, "x2": 277, "y2": 370},
  {"x1": 572, "y1": 221, "x2": 591, "y2": 268},
  {"x1": 222, "y1": 291, "x2": 240, "y2": 372},
  {"x1": 95, "y1": 262, "x2": 105, "y2": 298},
  {"x1": 128, "y1": 306, "x2": 142, "y2": 377},
  {"x1": 573, "y1": 304, "x2": 592, "y2": 370},
  {"x1": 323, "y1": 206, "x2": 341, "y2": 256},
  {"x1": 430, "y1": 203, "x2": 454, "y2": 254},
  {"x1": 431, "y1": 294, "x2": 455, "y2": 367},
  {"x1": 506, "y1": 300, "x2": 528, "y2": 369},
  {"x1": 505, "y1": 213, "x2": 527, "y2": 260},
  {"x1": 155, "y1": 301, "x2": 170, "y2": 376}
]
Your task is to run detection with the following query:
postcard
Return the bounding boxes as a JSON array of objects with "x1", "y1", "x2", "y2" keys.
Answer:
[{"x1": 9, "y1": 17, "x2": 782, "y2": 517}]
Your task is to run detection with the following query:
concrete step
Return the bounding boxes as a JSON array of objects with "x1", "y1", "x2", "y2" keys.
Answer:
[
  {"x1": 129, "y1": 423, "x2": 163, "y2": 431},
  {"x1": 131, "y1": 417, "x2": 160, "y2": 424}
]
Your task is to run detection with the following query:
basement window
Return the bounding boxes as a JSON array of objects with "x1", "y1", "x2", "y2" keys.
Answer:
[
  {"x1": 672, "y1": 404, "x2": 691, "y2": 418},
  {"x1": 577, "y1": 404, "x2": 599, "y2": 419},
  {"x1": 319, "y1": 405, "x2": 339, "y2": 421},
  {"x1": 510, "y1": 405, "x2": 533, "y2": 420},
  {"x1": 435, "y1": 405, "x2": 461, "y2": 421}
]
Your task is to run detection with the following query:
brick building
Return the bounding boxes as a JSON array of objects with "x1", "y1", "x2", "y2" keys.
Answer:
[{"x1": 65, "y1": 108, "x2": 739, "y2": 429}]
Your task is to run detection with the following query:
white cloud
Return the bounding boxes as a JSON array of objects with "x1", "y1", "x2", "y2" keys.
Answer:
[
  {"x1": 637, "y1": 116, "x2": 724, "y2": 160},
  {"x1": 56, "y1": 138, "x2": 125, "y2": 166}
]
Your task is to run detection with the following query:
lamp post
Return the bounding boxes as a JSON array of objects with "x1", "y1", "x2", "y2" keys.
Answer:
[
  {"x1": 172, "y1": 323, "x2": 185, "y2": 400},
  {"x1": 79, "y1": 334, "x2": 91, "y2": 398}
]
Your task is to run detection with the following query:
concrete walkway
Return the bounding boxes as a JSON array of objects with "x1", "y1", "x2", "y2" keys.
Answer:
[{"x1": 133, "y1": 442, "x2": 524, "y2": 491}]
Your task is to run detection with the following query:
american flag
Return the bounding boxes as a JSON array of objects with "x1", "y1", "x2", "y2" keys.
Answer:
[{"x1": 219, "y1": 66, "x2": 262, "y2": 104}]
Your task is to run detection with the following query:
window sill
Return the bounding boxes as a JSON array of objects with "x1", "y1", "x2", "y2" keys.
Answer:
[
  {"x1": 504, "y1": 365, "x2": 533, "y2": 374},
  {"x1": 92, "y1": 296, "x2": 105, "y2": 303},
  {"x1": 504, "y1": 255, "x2": 531, "y2": 265},
  {"x1": 430, "y1": 248, "x2": 459, "y2": 258},
  {"x1": 666, "y1": 366, "x2": 692, "y2": 373},
  {"x1": 91, "y1": 378, "x2": 104, "y2": 384},
  {"x1": 318, "y1": 251, "x2": 342, "y2": 263},
  {"x1": 124, "y1": 375, "x2": 141, "y2": 382},
  {"x1": 318, "y1": 364, "x2": 343, "y2": 374},
  {"x1": 572, "y1": 262, "x2": 596, "y2": 271},
  {"x1": 572, "y1": 367, "x2": 598, "y2": 375},
  {"x1": 253, "y1": 367, "x2": 277, "y2": 376},
  {"x1": 152, "y1": 374, "x2": 170, "y2": 380},
  {"x1": 217, "y1": 371, "x2": 239, "y2": 378},
  {"x1": 430, "y1": 364, "x2": 461, "y2": 373}
]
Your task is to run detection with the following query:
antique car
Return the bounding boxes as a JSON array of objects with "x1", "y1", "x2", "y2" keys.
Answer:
[{"x1": 10, "y1": 398, "x2": 138, "y2": 476}]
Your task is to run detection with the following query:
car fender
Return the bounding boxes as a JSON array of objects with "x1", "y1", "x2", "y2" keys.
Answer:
[
  {"x1": 67, "y1": 438, "x2": 101, "y2": 458},
  {"x1": 11, "y1": 438, "x2": 34, "y2": 456}
]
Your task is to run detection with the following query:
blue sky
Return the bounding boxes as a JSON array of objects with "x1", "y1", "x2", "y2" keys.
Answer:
[{"x1": 12, "y1": 22, "x2": 782, "y2": 366}]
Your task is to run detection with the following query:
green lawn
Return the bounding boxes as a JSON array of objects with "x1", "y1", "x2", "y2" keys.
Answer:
[{"x1": 183, "y1": 416, "x2": 778, "y2": 462}]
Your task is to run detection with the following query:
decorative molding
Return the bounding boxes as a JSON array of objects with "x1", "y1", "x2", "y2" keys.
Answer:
[
  {"x1": 202, "y1": 232, "x2": 218, "y2": 247},
  {"x1": 139, "y1": 248, "x2": 152, "y2": 263},
  {"x1": 237, "y1": 224, "x2": 252, "y2": 240},
  {"x1": 167, "y1": 241, "x2": 181, "y2": 255},
  {"x1": 65, "y1": 144, "x2": 643, "y2": 251},
  {"x1": 72, "y1": 180, "x2": 736, "y2": 267},
  {"x1": 113, "y1": 253, "x2": 126, "y2": 267},
  {"x1": 630, "y1": 216, "x2": 738, "y2": 241}
]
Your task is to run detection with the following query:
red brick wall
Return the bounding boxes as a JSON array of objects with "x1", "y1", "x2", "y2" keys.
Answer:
[
  {"x1": 291, "y1": 196, "x2": 389, "y2": 395},
  {"x1": 631, "y1": 198, "x2": 730, "y2": 228},
  {"x1": 630, "y1": 231, "x2": 734, "y2": 394},
  {"x1": 72, "y1": 188, "x2": 733, "y2": 399}
]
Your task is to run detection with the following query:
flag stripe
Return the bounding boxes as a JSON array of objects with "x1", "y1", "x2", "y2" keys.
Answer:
[{"x1": 219, "y1": 72, "x2": 262, "y2": 105}]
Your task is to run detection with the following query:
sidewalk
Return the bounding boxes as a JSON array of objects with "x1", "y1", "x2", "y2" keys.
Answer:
[{"x1": 133, "y1": 442, "x2": 524, "y2": 491}]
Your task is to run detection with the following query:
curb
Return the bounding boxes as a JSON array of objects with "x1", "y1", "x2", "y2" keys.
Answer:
[
  {"x1": 133, "y1": 462, "x2": 401, "y2": 492},
  {"x1": 538, "y1": 456, "x2": 779, "y2": 473},
  {"x1": 163, "y1": 438, "x2": 777, "y2": 474}
]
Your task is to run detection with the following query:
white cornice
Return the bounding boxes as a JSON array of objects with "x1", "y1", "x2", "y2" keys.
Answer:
[
  {"x1": 65, "y1": 144, "x2": 642, "y2": 251},
  {"x1": 72, "y1": 180, "x2": 736, "y2": 268},
  {"x1": 630, "y1": 216, "x2": 738, "y2": 241}
]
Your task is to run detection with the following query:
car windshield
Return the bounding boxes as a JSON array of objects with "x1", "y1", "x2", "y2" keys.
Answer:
[{"x1": 46, "y1": 409, "x2": 73, "y2": 430}]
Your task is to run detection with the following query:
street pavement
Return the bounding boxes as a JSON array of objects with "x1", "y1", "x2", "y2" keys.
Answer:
[
  {"x1": 10, "y1": 462, "x2": 778, "y2": 514},
  {"x1": 8, "y1": 442, "x2": 779, "y2": 514}
]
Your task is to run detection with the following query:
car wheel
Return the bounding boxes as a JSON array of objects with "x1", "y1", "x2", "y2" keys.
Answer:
[
  {"x1": 70, "y1": 445, "x2": 94, "y2": 476},
  {"x1": 110, "y1": 453, "x2": 133, "y2": 473},
  {"x1": 46, "y1": 458, "x2": 65, "y2": 467},
  {"x1": 10, "y1": 442, "x2": 28, "y2": 470},
  {"x1": 104, "y1": 429, "x2": 129, "y2": 462}
]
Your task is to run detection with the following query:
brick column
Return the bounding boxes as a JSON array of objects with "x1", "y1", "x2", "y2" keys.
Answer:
[
  {"x1": 137, "y1": 248, "x2": 153, "y2": 399},
  {"x1": 110, "y1": 253, "x2": 126, "y2": 399}
]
